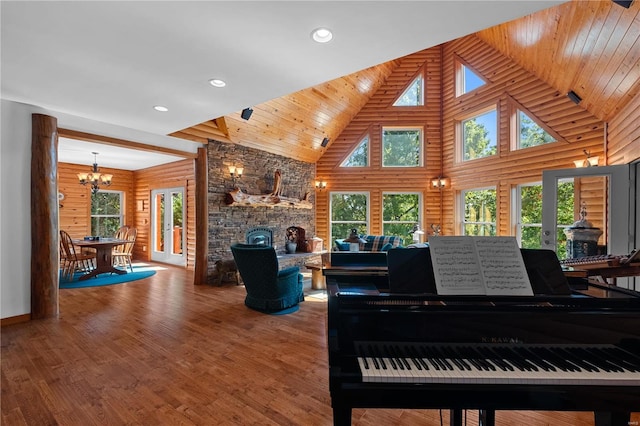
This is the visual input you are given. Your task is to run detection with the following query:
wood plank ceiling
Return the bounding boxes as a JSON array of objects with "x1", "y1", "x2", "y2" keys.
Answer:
[{"x1": 171, "y1": 0, "x2": 640, "y2": 163}]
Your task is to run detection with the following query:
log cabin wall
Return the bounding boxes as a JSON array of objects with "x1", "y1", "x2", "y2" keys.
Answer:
[
  {"x1": 58, "y1": 162, "x2": 134, "y2": 238},
  {"x1": 315, "y1": 47, "x2": 444, "y2": 244},
  {"x1": 206, "y1": 140, "x2": 315, "y2": 283},
  {"x1": 441, "y1": 34, "x2": 607, "y2": 237},
  {"x1": 132, "y1": 159, "x2": 196, "y2": 270},
  {"x1": 607, "y1": 90, "x2": 640, "y2": 165},
  {"x1": 316, "y1": 34, "x2": 613, "y2": 243}
]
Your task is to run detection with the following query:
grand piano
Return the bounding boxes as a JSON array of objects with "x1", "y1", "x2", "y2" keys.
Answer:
[{"x1": 327, "y1": 249, "x2": 640, "y2": 426}]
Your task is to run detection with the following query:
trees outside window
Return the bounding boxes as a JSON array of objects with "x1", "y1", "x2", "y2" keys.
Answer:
[
  {"x1": 516, "y1": 110, "x2": 556, "y2": 149},
  {"x1": 330, "y1": 192, "x2": 369, "y2": 242},
  {"x1": 382, "y1": 127, "x2": 422, "y2": 167},
  {"x1": 91, "y1": 191, "x2": 123, "y2": 237},
  {"x1": 382, "y1": 193, "x2": 420, "y2": 238},
  {"x1": 341, "y1": 134, "x2": 369, "y2": 167},
  {"x1": 461, "y1": 108, "x2": 497, "y2": 161},
  {"x1": 462, "y1": 188, "x2": 496, "y2": 236},
  {"x1": 393, "y1": 75, "x2": 424, "y2": 106}
]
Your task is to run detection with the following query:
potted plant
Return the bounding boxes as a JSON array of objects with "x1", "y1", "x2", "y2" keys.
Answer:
[{"x1": 285, "y1": 227, "x2": 298, "y2": 254}]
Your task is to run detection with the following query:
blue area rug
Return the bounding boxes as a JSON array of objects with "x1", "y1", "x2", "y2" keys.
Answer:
[{"x1": 59, "y1": 269, "x2": 156, "y2": 289}]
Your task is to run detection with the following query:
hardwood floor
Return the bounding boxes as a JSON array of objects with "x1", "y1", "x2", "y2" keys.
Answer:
[{"x1": 2, "y1": 263, "x2": 638, "y2": 425}]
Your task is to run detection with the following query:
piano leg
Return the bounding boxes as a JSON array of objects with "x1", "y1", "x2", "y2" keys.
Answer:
[
  {"x1": 479, "y1": 409, "x2": 495, "y2": 426},
  {"x1": 332, "y1": 406, "x2": 352, "y2": 426},
  {"x1": 594, "y1": 411, "x2": 630, "y2": 426}
]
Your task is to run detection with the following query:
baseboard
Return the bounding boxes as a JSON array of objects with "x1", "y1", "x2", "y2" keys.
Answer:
[{"x1": 1, "y1": 313, "x2": 31, "y2": 327}]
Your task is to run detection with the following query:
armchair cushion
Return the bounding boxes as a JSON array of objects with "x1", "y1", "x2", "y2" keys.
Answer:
[{"x1": 230, "y1": 243, "x2": 304, "y2": 313}]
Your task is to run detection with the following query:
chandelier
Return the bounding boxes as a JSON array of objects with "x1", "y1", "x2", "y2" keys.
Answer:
[{"x1": 77, "y1": 152, "x2": 113, "y2": 194}]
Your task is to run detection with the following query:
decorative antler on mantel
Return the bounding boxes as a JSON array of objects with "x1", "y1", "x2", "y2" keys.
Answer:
[{"x1": 225, "y1": 169, "x2": 312, "y2": 209}]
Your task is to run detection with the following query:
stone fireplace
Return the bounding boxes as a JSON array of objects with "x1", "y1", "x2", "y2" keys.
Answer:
[{"x1": 246, "y1": 227, "x2": 273, "y2": 247}]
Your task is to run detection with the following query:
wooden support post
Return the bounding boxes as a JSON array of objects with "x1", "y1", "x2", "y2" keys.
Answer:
[
  {"x1": 194, "y1": 146, "x2": 208, "y2": 285},
  {"x1": 31, "y1": 113, "x2": 59, "y2": 319}
]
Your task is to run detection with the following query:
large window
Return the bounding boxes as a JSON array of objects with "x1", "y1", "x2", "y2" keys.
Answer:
[
  {"x1": 515, "y1": 183, "x2": 543, "y2": 248},
  {"x1": 330, "y1": 192, "x2": 369, "y2": 242},
  {"x1": 382, "y1": 127, "x2": 423, "y2": 167},
  {"x1": 382, "y1": 193, "x2": 421, "y2": 238},
  {"x1": 460, "y1": 108, "x2": 497, "y2": 161},
  {"x1": 462, "y1": 188, "x2": 496, "y2": 236},
  {"x1": 91, "y1": 190, "x2": 123, "y2": 237}
]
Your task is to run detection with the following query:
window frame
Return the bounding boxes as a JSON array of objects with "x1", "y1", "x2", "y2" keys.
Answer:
[
  {"x1": 381, "y1": 191, "x2": 422, "y2": 238},
  {"x1": 455, "y1": 57, "x2": 487, "y2": 97},
  {"x1": 392, "y1": 74, "x2": 425, "y2": 107},
  {"x1": 460, "y1": 187, "x2": 497, "y2": 236},
  {"x1": 512, "y1": 182, "x2": 543, "y2": 248},
  {"x1": 329, "y1": 191, "x2": 370, "y2": 242},
  {"x1": 340, "y1": 133, "x2": 370, "y2": 168},
  {"x1": 508, "y1": 96, "x2": 564, "y2": 151},
  {"x1": 90, "y1": 190, "x2": 124, "y2": 237},
  {"x1": 381, "y1": 126, "x2": 424, "y2": 168},
  {"x1": 456, "y1": 104, "x2": 499, "y2": 163}
]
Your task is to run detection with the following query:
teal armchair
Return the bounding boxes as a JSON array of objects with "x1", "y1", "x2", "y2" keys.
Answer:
[{"x1": 230, "y1": 243, "x2": 304, "y2": 313}]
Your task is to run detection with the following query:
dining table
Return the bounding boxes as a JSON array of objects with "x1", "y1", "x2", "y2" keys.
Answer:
[{"x1": 72, "y1": 238, "x2": 128, "y2": 281}]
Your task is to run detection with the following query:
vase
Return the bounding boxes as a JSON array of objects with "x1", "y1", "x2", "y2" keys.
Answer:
[{"x1": 285, "y1": 242, "x2": 297, "y2": 254}]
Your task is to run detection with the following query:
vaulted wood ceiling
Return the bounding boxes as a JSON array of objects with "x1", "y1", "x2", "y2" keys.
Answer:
[{"x1": 172, "y1": 0, "x2": 640, "y2": 164}]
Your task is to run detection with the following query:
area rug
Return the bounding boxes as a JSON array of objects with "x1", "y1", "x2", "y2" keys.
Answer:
[{"x1": 59, "y1": 269, "x2": 156, "y2": 289}]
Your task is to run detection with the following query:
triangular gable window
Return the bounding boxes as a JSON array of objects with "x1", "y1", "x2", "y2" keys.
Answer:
[
  {"x1": 457, "y1": 62, "x2": 486, "y2": 96},
  {"x1": 393, "y1": 76, "x2": 423, "y2": 106},
  {"x1": 341, "y1": 135, "x2": 369, "y2": 167},
  {"x1": 516, "y1": 110, "x2": 556, "y2": 149}
]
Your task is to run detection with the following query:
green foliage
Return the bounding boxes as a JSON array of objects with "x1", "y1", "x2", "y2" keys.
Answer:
[
  {"x1": 342, "y1": 136, "x2": 368, "y2": 167},
  {"x1": 519, "y1": 111, "x2": 555, "y2": 148},
  {"x1": 382, "y1": 193, "x2": 419, "y2": 238},
  {"x1": 464, "y1": 189, "x2": 496, "y2": 236},
  {"x1": 393, "y1": 77, "x2": 423, "y2": 106},
  {"x1": 91, "y1": 192, "x2": 122, "y2": 237},
  {"x1": 382, "y1": 129, "x2": 420, "y2": 166},
  {"x1": 463, "y1": 114, "x2": 496, "y2": 160},
  {"x1": 331, "y1": 193, "x2": 368, "y2": 242},
  {"x1": 172, "y1": 191, "x2": 183, "y2": 227}
]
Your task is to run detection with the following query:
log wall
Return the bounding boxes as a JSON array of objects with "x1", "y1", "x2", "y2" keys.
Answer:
[{"x1": 316, "y1": 34, "x2": 615, "y2": 244}]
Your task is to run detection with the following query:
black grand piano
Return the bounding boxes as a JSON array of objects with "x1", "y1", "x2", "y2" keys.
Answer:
[{"x1": 327, "y1": 249, "x2": 640, "y2": 426}]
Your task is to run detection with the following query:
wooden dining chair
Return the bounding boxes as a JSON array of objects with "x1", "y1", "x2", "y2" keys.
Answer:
[
  {"x1": 111, "y1": 225, "x2": 130, "y2": 260},
  {"x1": 59, "y1": 230, "x2": 96, "y2": 281},
  {"x1": 112, "y1": 227, "x2": 137, "y2": 273}
]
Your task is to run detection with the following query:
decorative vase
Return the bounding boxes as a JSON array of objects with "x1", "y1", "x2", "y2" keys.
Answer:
[{"x1": 285, "y1": 242, "x2": 297, "y2": 254}]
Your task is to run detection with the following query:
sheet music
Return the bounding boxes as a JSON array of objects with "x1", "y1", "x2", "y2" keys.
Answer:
[{"x1": 429, "y1": 236, "x2": 533, "y2": 296}]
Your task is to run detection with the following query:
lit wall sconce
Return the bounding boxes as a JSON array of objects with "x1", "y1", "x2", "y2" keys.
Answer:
[
  {"x1": 229, "y1": 164, "x2": 244, "y2": 186},
  {"x1": 431, "y1": 177, "x2": 447, "y2": 189},
  {"x1": 574, "y1": 149, "x2": 599, "y2": 168},
  {"x1": 315, "y1": 179, "x2": 327, "y2": 191}
]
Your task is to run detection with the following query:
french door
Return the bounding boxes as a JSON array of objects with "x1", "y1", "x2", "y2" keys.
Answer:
[{"x1": 151, "y1": 187, "x2": 185, "y2": 266}]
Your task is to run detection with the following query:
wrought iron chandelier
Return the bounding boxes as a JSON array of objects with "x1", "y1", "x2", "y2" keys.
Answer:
[{"x1": 77, "y1": 152, "x2": 112, "y2": 195}]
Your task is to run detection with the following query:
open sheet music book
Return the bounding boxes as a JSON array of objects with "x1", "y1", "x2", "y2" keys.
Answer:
[{"x1": 428, "y1": 236, "x2": 533, "y2": 296}]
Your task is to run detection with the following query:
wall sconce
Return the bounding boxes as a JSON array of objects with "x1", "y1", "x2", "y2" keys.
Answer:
[
  {"x1": 229, "y1": 164, "x2": 243, "y2": 186},
  {"x1": 574, "y1": 150, "x2": 599, "y2": 168},
  {"x1": 431, "y1": 177, "x2": 447, "y2": 189},
  {"x1": 315, "y1": 179, "x2": 327, "y2": 191}
]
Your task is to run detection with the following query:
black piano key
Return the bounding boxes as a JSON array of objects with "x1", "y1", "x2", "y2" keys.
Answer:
[
  {"x1": 603, "y1": 347, "x2": 640, "y2": 372},
  {"x1": 558, "y1": 347, "x2": 599, "y2": 372},
  {"x1": 516, "y1": 346, "x2": 556, "y2": 372},
  {"x1": 442, "y1": 345, "x2": 469, "y2": 371}
]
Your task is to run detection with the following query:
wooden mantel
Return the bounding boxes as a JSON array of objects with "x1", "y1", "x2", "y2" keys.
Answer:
[{"x1": 224, "y1": 169, "x2": 312, "y2": 209}]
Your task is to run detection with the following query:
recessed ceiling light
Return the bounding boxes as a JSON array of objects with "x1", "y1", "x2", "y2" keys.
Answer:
[
  {"x1": 153, "y1": 105, "x2": 169, "y2": 112},
  {"x1": 311, "y1": 27, "x2": 333, "y2": 43},
  {"x1": 209, "y1": 78, "x2": 226, "y2": 88}
]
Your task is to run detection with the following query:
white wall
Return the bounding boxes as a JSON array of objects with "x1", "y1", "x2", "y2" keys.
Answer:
[{"x1": 0, "y1": 99, "x2": 199, "y2": 319}]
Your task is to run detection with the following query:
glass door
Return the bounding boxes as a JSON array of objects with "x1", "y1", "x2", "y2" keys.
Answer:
[{"x1": 151, "y1": 187, "x2": 185, "y2": 266}]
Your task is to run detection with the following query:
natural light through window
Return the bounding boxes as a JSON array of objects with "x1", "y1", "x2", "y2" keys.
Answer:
[
  {"x1": 393, "y1": 75, "x2": 424, "y2": 106},
  {"x1": 341, "y1": 135, "x2": 369, "y2": 167},
  {"x1": 515, "y1": 110, "x2": 556, "y2": 149},
  {"x1": 461, "y1": 108, "x2": 497, "y2": 161},
  {"x1": 457, "y1": 61, "x2": 485, "y2": 96},
  {"x1": 382, "y1": 127, "x2": 422, "y2": 167}
]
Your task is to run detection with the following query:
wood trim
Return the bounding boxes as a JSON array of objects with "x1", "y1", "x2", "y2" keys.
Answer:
[
  {"x1": 1, "y1": 314, "x2": 31, "y2": 326},
  {"x1": 58, "y1": 128, "x2": 197, "y2": 159}
]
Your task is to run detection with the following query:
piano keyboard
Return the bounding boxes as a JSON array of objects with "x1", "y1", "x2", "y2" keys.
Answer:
[
  {"x1": 559, "y1": 255, "x2": 621, "y2": 269},
  {"x1": 355, "y1": 342, "x2": 640, "y2": 386}
]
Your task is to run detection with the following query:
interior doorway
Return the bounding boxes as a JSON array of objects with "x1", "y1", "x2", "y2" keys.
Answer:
[{"x1": 151, "y1": 187, "x2": 186, "y2": 266}]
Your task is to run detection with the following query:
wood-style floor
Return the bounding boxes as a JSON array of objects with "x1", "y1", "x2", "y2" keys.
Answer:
[{"x1": 2, "y1": 263, "x2": 638, "y2": 425}]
